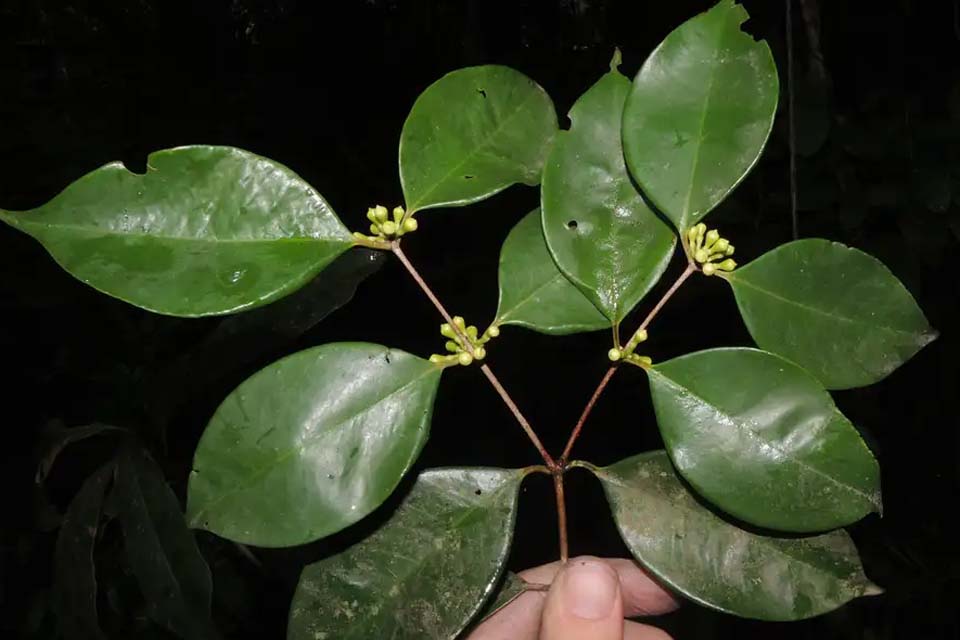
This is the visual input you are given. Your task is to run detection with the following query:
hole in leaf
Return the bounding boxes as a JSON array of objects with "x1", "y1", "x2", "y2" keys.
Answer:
[
  {"x1": 464, "y1": 175, "x2": 474, "y2": 180},
  {"x1": 567, "y1": 220, "x2": 578, "y2": 230},
  {"x1": 474, "y1": 488, "x2": 482, "y2": 495},
  {"x1": 477, "y1": 88, "x2": 487, "y2": 98}
]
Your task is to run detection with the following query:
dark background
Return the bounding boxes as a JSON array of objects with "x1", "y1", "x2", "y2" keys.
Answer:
[{"x1": 2, "y1": 1, "x2": 959, "y2": 638}]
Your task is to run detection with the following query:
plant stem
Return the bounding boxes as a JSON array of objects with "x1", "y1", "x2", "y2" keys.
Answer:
[
  {"x1": 391, "y1": 241, "x2": 557, "y2": 469},
  {"x1": 559, "y1": 263, "x2": 697, "y2": 464},
  {"x1": 553, "y1": 472, "x2": 569, "y2": 563}
]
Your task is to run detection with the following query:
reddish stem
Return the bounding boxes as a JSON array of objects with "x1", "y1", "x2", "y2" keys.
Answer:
[{"x1": 553, "y1": 472, "x2": 569, "y2": 563}]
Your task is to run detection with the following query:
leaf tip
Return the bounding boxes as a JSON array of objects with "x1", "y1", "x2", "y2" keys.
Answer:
[
  {"x1": 862, "y1": 582, "x2": 884, "y2": 597},
  {"x1": 609, "y1": 48, "x2": 623, "y2": 72}
]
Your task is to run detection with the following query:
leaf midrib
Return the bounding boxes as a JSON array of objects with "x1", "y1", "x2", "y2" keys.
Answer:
[
  {"x1": 191, "y1": 365, "x2": 440, "y2": 522},
  {"x1": 406, "y1": 83, "x2": 545, "y2": 211},
  {"x1": 730, "y1": 275, "x2": 922, "y2": 337},
  {"x1": 601, "y1": 469, "x2": 863, "y2": 589},
  {"x1": 651, "y1": 372, "x2": 877, "y2": 506}
]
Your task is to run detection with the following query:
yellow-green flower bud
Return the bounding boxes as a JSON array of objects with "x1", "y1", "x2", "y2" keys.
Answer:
[
  {"x1": 458, "y1": 352, "x2": 474, "y2": 366},
  {"x1": 718, "y1": 258, "x2": 737, "y2": 272},
  {"x1": 393, "y1": 206, "x2": 405, "y2": 223},
  {"x1": 381, "y1": 220, "x2": 398, "y2": 236},
  {"x1": 608, "y1": 347, "x2": 622, "y2": 362},
  {"x1": 704, "y1": 229, "x2": 720, "y2": 249},
  {"x1": 374, "y1": 205, "x2": 389, "y2": 223},
  {"x1": 486, "y1": 325, "x2": 500, "y2": 338},
  {"x1": 402, "y1": 217, "x2": 418, "y2": 233},
  {"x1": 445, "y1": 340, "x2": 460, "y2": 353},
  {"x1": 694, "y1": 249, "x2": 709, "y2": 263},
  {"x1": 369, "y1": 223, "x2": 381, "y2": 235},
  {"x1": 453, "y1": 316, "x2": 466, "y2": 330},
  {"x1": 686, "y1": 226, "x2": 699, "y2": 245},
  {"x1": 474, "y1": 346, "x2": 486, "y2": 360},
  {"x1": 466, "y1": 325, "x2": 478, "y2": 340},
  {"x1": 712, "y1": 238, "x2": 729, "y2": 254},
  {"x1": 633, "y1": 329, "x2": 648, "y2": 344},
  {"x1": 725, "y1": 244, "x2": 735, "y2": 256},
  {"x1": 702, "y1": 262, "x2": 717, "y2": 276},
  {"x1": 440, "y1": 323, "x2": 456, "y2": 339},
  {"x1": 366, "y1": 208, "x2": 378, "y2": 223},
  {"x1": 429, "y1": 354, "x2": 444, "y2": 364}
]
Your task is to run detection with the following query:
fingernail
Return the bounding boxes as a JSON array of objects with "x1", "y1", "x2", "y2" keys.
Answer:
[{"x1": 559, "y1": 560, "x2": 618, "y2": 620}]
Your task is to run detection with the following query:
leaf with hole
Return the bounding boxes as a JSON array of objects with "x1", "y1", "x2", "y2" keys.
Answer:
[
  {"x1": 400, "y1": 66, "x2": 558, "y2": 213},
  {"x1": 115, "y1": 448, "x2": 216, "y2": 640},
  {"x1": 287, "y1": 467, "x2": 523, "y2": 640},
  {"x1": 542, "y1": 58, "x2": 676, "y2": 324},
  {"x1": 622, "y1": 0, "x2": 779, "y2": 230},
  {"x1": 495, "y1": 208, "x2": 608, "y2": 334},
  {"x1": 591, "y1": 451, "x2": 880, "y2": 621},
  {"x1": 187, "y1": 343, "x2": 442, "y2": 547},
  {"x1": 0, "y1": 146, "x2": 354, "y2": 316},
  {"x1": 726, "y1": 239, "x2": 937, "y2": 389},
  {"x1": 54, "y1": 463, "x2": 115, "y2": 640},
  {"x1": 647, "y1": 347, "x2": 881, "y2": 532}
]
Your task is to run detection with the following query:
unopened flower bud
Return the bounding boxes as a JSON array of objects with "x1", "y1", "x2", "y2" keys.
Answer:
[
  {"x1": 474, "y1": 346, "x2": 486, "y2": 360},
  {"x1": 725, "y1": 244, "x2": 735, "y2": 256},
  {"x1": 453, "y1": 316, "x2": 466, "y2": 330},
  {"x1": 486, "y1": 325, "x2": 500, "y2": 338},
  {"x1": 369, "y1": 223, "x2": 381, "y2": 235},
  {"x1": 458, "y1": 352, "x2": 474, "y2": 366},
  {"x1": 366, "y1": 208, "x2": 378, "y2": 223},
  {"x1": 440, "y1": 323, "x2": 456, "y2": 339},
  {"x1": 466, "y1": 325, "x2": 478, "y2": 340},
  {"x1": 402, "y1": 217, "x2": 418, "y2": 233},
  {"x1": 608, "y1": 348, "x2": 622, "y2": 362},
  {"x1": 694, "y1": 249, "x2": 709, "y2": 263},
  {"x1": 712, "y1": 238, "x2": 729, "y2": 254},
  {"x1": 718, "y1": 258, "x2": 737, "y2": 272},
  {"x1": 381, "y1": 220, "x2": 398, "y2": 236},
  {"x1": 374, "y1": 205, "x2": 389, "y2": 223},
  {"x1": 702, "y1": 262, "x2": 717, "y2": 276},
  {"x1": 704, "y1": 229, "x2": 720, "y2": 249},
  {"x1": 393, "y1": 206, "x2": 405, "y2": 223},
  {"x1": 445, "y1": 340, "x2": 460, "y2": 353}
]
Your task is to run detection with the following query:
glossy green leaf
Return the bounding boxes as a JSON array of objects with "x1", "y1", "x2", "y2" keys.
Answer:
[
  {"x1": 542, "y1": 60, "x2": 676, "y2": 323},
  {"x1": 495, "y1": 208, "x2": 608, "y2": 334},
  {"x1": 115, "y1": 448, "x2": 216, "y2": 640},
  {"x1": 648, "y1": 347, "x2": 881, "y2": 532},
  {"x1": 0, "y1": 146, "x2": 354, "y2": 317},
  {"x1": 400, "y1": 66, "x2": 558, "y2": 213},
  {"x1": 187, "y1": 343, "x2": 442, "y2": 547},
  {"x1": 622, "y1": 0, "x2": 779, "y2": 230},
  {"x1": 54, "y1": 463, "x2": 115, "y2": 640},
  {"x1": 726, "y1": 239, "x2": 937, "y2": 390},
  {"x1": 591, "y1": 451, "x2": 880, "y2": 621},
  {"x1": 288, "y1": 467, "x2": 523, "y2": 640}
]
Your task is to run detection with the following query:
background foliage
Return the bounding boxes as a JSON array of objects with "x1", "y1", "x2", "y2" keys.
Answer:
[{"x1": 1, "y1": 1, "x2": 958, "y2": 638}]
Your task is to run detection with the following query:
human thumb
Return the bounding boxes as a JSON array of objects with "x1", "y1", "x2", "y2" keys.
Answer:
[{"x1": 540, "y1": 558, "x2": 624, "y2": 640}]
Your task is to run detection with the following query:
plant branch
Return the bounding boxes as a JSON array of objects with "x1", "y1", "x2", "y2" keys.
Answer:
[
  {"x1": 390, "y1": 241, "x2": 556, "y2": 469},
  {"x1": 560, "y1": 263, "x2": 697, "y2": 464},
  {"x1": 553, "y1": 472, "x2": 569, "y2": 563}
]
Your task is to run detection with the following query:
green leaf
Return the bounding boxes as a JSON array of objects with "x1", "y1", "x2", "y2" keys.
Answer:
[
  {"x1": 0, "y1": 146, "x2": 354, "y2": 317},
  {"x1": 622, "y1": 0, "x2": 779, "y2": 230},
  {"x1": 287, "y1": 467, "x2": 523, "y2": 640},
  {"x1": 115, "y1": 448, "x2": 216, "y2": 640},
  {"x1": 495, "y1": 208, "x2": 608, "y2": 334},
  {"x1": 54, "y1": 463, "x2": 115, "y2": 640},
  {"x1": 542, "y1": 61, "x2": 676, "y2": 324},
  {"x1": 187, "y1": 343, "x2": 442, "y2": 547},
  {"x1": 647, "y1": 347, "x2": 881, "y2": 532},
  {"x1": 400, "y1": 66, "x2": 558, "y2": 213},
  {"x1": 590, "y1": 451, "x2": 880, "y2": 621},
  {"x1": 726, "y1": 239, "x2": 937, "y2": 390}
]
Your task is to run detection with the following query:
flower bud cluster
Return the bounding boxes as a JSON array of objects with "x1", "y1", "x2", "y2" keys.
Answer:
[
  {"x1": 687, "y1": 223, "x2": 736, "y2": 275},
  {"x1": 607, "y1": 329, "x2": 652, "y2": 367},
  {"x1": 429, "y1": 318, "x2": 499, "y2": 367},
  {"x1": 352, "y1": 205, "x2": 418, "y2": 244}
]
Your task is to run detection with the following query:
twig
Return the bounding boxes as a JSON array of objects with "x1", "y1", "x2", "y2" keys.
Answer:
[
  {"x1": 560, "y1": 263, "x2": 696, "y2": 464},
  {"x1": 553, "y1": 473, "x2": 569, "y2": 563},
  {"x1": 391, "y1": 241, "x2": 556, "y2": 470}
]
